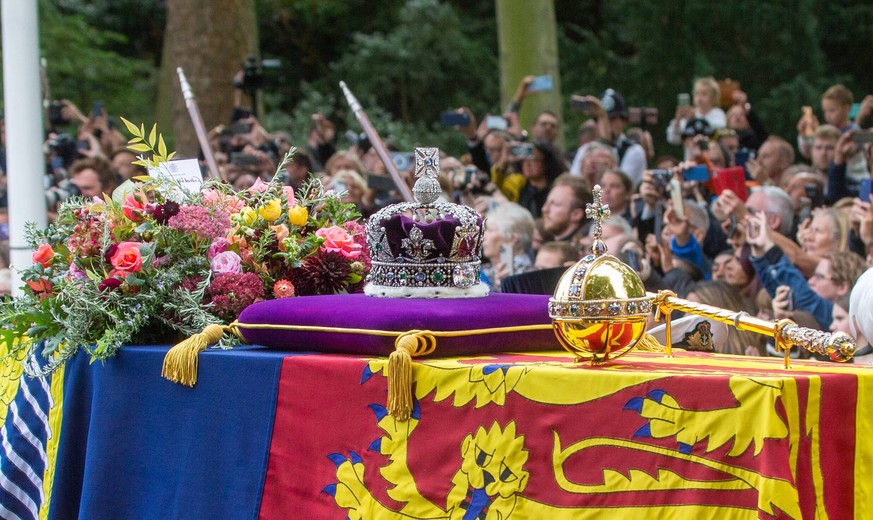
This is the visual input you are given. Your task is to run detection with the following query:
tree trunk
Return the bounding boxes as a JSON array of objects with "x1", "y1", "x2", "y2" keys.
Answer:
[
  {"x1": 496, "y1": 0, "x2": 562, "y2": 149},
  {"x1": 158, "y1": 0, "x2": 258, "y2": 157}
]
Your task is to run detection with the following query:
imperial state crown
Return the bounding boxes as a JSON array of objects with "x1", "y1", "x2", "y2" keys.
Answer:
[{"x1": 365, "y1": 147, "x2": 488, "y2": 298}]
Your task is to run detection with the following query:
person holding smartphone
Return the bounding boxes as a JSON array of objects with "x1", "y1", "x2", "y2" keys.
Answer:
[
  {"x1": 667, "y1": 77, "x2": 727, "y2": 146},
  {"x1": 479, "y1": 202, "x2": 535, "y2": 292}
]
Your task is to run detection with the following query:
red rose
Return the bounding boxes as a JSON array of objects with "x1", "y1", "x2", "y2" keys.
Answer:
[
  {"x1": 32, "y1": 244, "x2": 54, "y2": 267},
  {"x1": 110, "y1": 242, "x2": 144, "y2": 273}
]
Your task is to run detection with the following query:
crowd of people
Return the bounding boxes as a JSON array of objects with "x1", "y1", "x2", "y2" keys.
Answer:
[{"x1": 16, "y1": 74, "x2": 873, "y2": 362}]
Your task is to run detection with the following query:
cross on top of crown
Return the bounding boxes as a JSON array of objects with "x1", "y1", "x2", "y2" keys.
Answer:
[
  {"x1": 586, "y1": 185, "x2": 611, "y2": 252},
  {"x1": 415, "y1": 147, "x2": 440, "y2": 179}
]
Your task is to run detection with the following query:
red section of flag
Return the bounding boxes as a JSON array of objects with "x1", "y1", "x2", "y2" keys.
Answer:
[{"x1": 259, "y1": 352, "x2": 858, "y2": 519}]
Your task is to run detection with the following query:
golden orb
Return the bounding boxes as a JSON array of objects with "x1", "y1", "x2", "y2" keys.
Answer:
[{"x1": 548, "y1": 185, "x2": 653, "y2": 363}]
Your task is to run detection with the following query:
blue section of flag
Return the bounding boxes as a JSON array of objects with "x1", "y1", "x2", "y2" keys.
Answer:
[
  {"x1": 0, "y1": 358, "x2": 54, "y2": 520},
  {"x1": 48, "y1": 345, "x2": 290, "y2": 520}
]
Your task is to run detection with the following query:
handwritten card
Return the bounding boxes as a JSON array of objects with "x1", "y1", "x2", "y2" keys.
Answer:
[{"x1": 149, "y1": 159, "x2": 204, "y2": 200}]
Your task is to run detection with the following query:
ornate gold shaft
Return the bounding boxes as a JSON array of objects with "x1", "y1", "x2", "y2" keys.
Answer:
[{"x1": 653, "y1": 290, "x2": 856, "y2": 367}]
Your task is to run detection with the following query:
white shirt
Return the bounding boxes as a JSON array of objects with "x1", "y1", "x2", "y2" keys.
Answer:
[{"x1": 666, "y1": 107, "x2": 727, "y2": 145}]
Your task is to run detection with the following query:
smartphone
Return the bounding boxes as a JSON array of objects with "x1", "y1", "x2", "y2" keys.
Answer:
[
  {"x1": 799, "y1": 197, "x2": 812, "y2": 224},
  {"x1": 711, "y1": 167, "x2": 748, "y2": 201},
  {"x1": 670, "y1": 179, "x2": 685, "y2": 220},
  {"x1": 734, "y1": 148, "x2": 753, "y2": 167},
  {"x1": 725, "y1": 214, "x2": 738, "y2": 238},
  {"x1": 677, "y1": 93, "x2": 691, "y2": 107},
  {"x1": 859, "y1": 178, "x2": 872, "y2": 202},
  {"x1": 440, "y1": 111, "x2": 469, "y2": 127},
  {"x1": 682, "y1": 164, "x2": 710, "y2": 182},
  {"x1": 625, "y1": 249, "x2": 640, "y2": 271},
  {"x1": 76, "y1": 139, "x2": 90, "y2": 152},
  {"x1": 390, "y1": 151, "x2": 415, "y2": 171},
  {"x1": 570, "y1": 95, "x2": 593, "y2": 115},
  {"x1": 367, "y1": 174, "x2": 395, "y2": 193},
  {"x1": 850, "y1": 103, "x2": 862, "y2": 122},
  {"x1": 510, "y1": 142, "x2": 534, "y2": 158},
  {"x1": 644, "y1": 107, "x2": 659, "y2": 126},
  {"x1": 527, "y1": 75, "x2": 553, "y2": 92},
  {"x1": 785, "y1": 288, "x2": 795, "y2": 312},
  {"x1": 91, "y1": 100, "x2": 104, "y2": 118},
  {"x1": 851, "y1": 131, "x2": 873, "y2": 143},
  {"x1": 485, "y1": 115, "x2": 508, "y2": 131},
  {"x1": 500, "y1": 244, "x2": 515, "y2": 276},
  {"x1": 628, "y1": 107, "x2": 642, "y2": 125}
]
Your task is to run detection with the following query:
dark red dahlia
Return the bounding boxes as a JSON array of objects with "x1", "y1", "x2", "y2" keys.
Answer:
[{"x1": 299, "y1": 251, "x2": 351, "y2": 295}]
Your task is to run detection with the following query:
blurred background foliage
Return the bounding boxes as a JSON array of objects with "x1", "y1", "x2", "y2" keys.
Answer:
[{"x1": 5, "y1": 0, "x2": 873, "y2": 157}]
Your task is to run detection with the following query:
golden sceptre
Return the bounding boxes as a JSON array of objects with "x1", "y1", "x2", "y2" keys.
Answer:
[{"x1": 653, "y1": 290, "x2": 856, "y2": 368}]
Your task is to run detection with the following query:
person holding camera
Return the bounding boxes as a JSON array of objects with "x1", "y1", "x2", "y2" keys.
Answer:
[
  {"x1": 569, "y1": 89, "x2": 646, "y2": 187},
  {"x1": 667, "y1": 77, "x2": 727, "y2": 147}
]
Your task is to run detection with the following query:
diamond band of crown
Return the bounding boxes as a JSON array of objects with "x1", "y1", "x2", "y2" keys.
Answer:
[
  {"x1": 364, "y1": 147, "x2": 486, "y2": 296},
  {"x1": 369, "y1": 259, "x2": 480, "y2": 289}
]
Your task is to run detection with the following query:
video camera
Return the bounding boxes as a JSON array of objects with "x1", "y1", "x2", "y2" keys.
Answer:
[{"x1": 239, "y1": 56, "x2": 281, "y2": 92}]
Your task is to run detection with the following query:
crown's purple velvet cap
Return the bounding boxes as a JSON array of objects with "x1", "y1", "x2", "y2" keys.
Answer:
[
  {"x1": 379, "y1": 213, "x2": 482, "y2": 260},
  {"x1": 237, "y1": 293, "x2": 556, "y2": 356}
]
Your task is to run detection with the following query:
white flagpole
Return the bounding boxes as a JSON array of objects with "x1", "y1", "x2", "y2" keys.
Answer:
[{"x1": 2, "y1": 0, "x2": 47, "y2": 296}]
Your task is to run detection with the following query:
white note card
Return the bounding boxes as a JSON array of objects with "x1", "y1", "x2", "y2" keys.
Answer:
[{"x1": 149, "y1": 158, "x2": 204, "y2": 198}]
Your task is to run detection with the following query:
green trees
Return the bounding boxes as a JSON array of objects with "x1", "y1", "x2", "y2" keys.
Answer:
[{"x1": 14, "y1": 0, "x2": 873, "y2": 158}]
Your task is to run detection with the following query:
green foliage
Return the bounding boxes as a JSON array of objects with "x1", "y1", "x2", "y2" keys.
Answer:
[{"x1": 36, "y1": 0, "x2": 158, "y2": 125}]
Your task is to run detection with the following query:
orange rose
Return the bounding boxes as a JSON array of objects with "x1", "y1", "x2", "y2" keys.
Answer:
[
  {"x1": 32, "y1": 244, "x2": 54, "y2": 267},
  {"x1": 110, "y1": 242, "x2": 144, "y2": 273}
]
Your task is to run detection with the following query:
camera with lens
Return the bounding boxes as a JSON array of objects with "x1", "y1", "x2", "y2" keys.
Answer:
[
  {"x1": 238, "y1": 56, "x2": 282, "y2": 93},
  {"x1": 454, "y1": 165, "x2": 490, "y2": 195},
  {"x1": 48, "y1": 133, "x2": 79, "y2": 169},
  {"x1": 48, "y1": 100, "x2": 70, "y2": 127},
  {"x1": 650, "y1": 169, "x2": 673, "y2": 189},
  {"x1": 45, "y1": 177, "x2": 81, "y2": 208}
]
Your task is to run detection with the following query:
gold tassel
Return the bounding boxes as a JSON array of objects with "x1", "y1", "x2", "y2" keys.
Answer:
[
  {"x1": 162, "y1": 324, "x2": 226, "y2": 387},
  {"x1": 636, "y1": 333, "x2": 666, "y2": 353},
  {"x1": 386, "y1": 331, "x2": 436, "y2": 421}
]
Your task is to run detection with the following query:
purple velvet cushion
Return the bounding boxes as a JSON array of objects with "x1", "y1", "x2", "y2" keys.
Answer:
[{"x1": 237, "y1": 293, "x2": 556, "y2": 356}]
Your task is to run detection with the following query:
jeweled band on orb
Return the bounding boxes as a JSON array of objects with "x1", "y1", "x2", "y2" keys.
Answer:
[{"x1": 548, "y1": 296, "x2": 653, "y2": 321}]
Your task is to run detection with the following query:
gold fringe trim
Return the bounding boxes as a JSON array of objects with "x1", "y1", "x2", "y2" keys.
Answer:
[
  {"x1": 161, "y1": 324, "x2": 228, "y2": 387},
  {"x1": 636, "y1": 333, "x2": 666, "y2": 352}
]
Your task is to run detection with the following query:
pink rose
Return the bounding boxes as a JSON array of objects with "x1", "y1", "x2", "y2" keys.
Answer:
[
  {"x1": 110, "y1": 242, "x2": 144, "y2": 274},
  {"x1": 123, "y1": 193, "x2": 146, "y2": 222},
  {"x1": 211, "y1": 251, "x2": 243, "y2": 274},
  {"x1": 282, "y1": 186, "x2": 296, "y2": 206},
  {"x1": 203, "y1": 189, "x2": 245, "y2": 213},
  {"x1": 247, "y1": 177, "x2": 270, "y2": 193},
  {"x1": 207, "y1": 238, "x2": 229, "y2": 260},
  {"x1": 316, "y1": 226, "x2": 361, "y2": 259}
]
